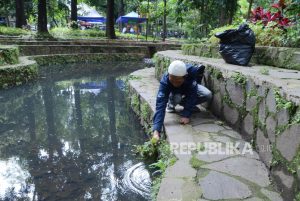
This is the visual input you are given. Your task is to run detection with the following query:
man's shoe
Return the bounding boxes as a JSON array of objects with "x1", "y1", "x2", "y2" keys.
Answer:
[
  {"x1": 192, "y1": 106, "x2": 201, "y2": 112},
  {"x1": 166, "y1": 103, "x2": 176, "y2": 113}
]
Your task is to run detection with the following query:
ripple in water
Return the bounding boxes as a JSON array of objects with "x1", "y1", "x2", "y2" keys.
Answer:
[{"x1": 120, "y1": 162, "x2": 152, "y2": 199}]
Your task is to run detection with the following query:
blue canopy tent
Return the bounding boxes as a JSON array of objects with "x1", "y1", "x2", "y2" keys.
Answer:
[
  {"x1": 116, "y1": 11, "x2": 147, "y2": 24},
  {"x1": 77, "y1": 3, "x2": 106, "y2": 24},
  {"x1": 78, "y1": 16, "x2": 106, "y2": 23}
]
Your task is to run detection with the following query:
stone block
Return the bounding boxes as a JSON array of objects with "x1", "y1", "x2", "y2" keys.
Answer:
[
  {"x1": 223, "y1": 104, "x2": 239, "y2": 126},
  {"x1": 260, "y1": 189, "x2": 283, "y2": 201},
  {"x1": 273, "y1": 170, "x2": 295, "y2": 190},
  {"x1": 266, "y1": 116, "x2": 277, "y2": 144},
  {"x1": 266, "y1": 89, "x2": 277, "y2": 113},
  {"x1": 199, "y1": 171, "x2": 252, "y2": 200},
  {"x1": 202, "y1": 157, "x2": 271, "y2": 187},
  {"x1": 246, "y1": 79, "x2": 256, "y2": 94},
  {"x1": 246, "y1": 97, "x2": 257, "y2": 112},
  {"x1": 242, "y1": 113, "x2": 255, "y2": 139},
  {"x1": 258, "y1": 99, "x2": 266, "y2": 124},
  {"x1": 226, "y1": 80, "x2": 244, "y2": 107},
  {"x1": 277, "y1": 108, "x2": 290, "y2": 127},
  {"x1": 220, "y1": 82, "x2": 227, "y2": 97},
  {"x1": 210, "y1": 92, "x2": 222, "y2": 117},
  {"x1": 276, "y1": 124, "x2": 300, "y2": 161},
  {"x1": 256, "y1": 129, "x2": 273, "y2": 168}
]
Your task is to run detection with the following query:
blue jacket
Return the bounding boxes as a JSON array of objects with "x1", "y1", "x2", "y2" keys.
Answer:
[{"x1": 152, "y1": 64, "x2": 200, "y2": 132}]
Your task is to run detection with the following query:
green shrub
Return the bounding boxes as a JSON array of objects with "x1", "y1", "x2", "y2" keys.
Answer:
[
  {"x1": 115, "y1": 31, "x2": 154, "y2": 41},
  {"x1": 207, "y1": 23, "x2": 300, "y2": 47},
  {"x1": 208, "y1": 24, "x2": 237, "y2": 44},
  {"x1": 0, "y1": 26, "x2": 32, "y2": 36},
  {"x1": 50, "y1": 27, "x2": 106, "y2": 39}
]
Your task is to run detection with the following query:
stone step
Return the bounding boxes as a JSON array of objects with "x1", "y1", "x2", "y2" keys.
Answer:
[
  {"x1": 17, "y1": 45, "x2": 151, "y2": 56},
  {"x1": 128, "y1": 67, "x2": 283, "y2": 201},
  {"x1": 0, "y1": 39, "x2": 182, "y2": 47},
  {"x1": 32, "y1": 52, "x2": 146, "y2": 66}
]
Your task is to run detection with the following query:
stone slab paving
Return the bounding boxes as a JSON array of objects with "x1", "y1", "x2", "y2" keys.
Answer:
[{"x1": 129, "y1": 68, "x2": 283, "y2": 201}]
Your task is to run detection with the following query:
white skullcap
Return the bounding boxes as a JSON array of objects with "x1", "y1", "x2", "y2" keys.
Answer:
[{"x1": 168, "y1": 60, "x2": 187, "y2": 76}]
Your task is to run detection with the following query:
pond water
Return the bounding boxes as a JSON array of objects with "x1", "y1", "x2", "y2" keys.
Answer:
[{"x1": 0, "y1": 62, "x2": 152, "y2": 201}]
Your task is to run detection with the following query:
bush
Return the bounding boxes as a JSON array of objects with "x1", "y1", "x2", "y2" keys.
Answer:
[
  {"x1": 50, "y1": 27, "x2": 106, "y2": 39},
  {"x1": 115, "y1": 31, "x2": 154, "y2": 41},
  {"x1": 208, "y1": 23, "x2": 299, "y2": 47},
  {"x1": 0, "y1": 26, "x2": 32, "y2": 36}
]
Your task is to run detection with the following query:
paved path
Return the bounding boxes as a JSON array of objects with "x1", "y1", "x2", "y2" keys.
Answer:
[{"x1": 129, "y1": 68, "x2": 284, "y2": 201}]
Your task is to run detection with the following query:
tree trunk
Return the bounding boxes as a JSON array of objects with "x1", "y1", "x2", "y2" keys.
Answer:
[
  {"x1": 15, "y1": 0, "x2": 26, "y2": 28},
  {"x1": 37, "y1": 0, "x2": 48, "y2": 33},
  {"x1": 119, "y1": 0, "x2": 125, "y2": 16},
  {"x1": 71, "y1": 0, "x2": 77, "y2": 22},
  {"x1": 106, "y1": 0, "x2": 116, "y2": 39},
  {"x1": 118, "y1": 0, "x2": 125, "y2": 32},
  {"x1": 227, "y1": 0, "x2": 237, "y2": 25},
  {"x1": 146, "y1": 0, "x2": 150, "y2": 40},
  {"x1": 6, "y1": 15, "x2": 10, "y2": 27},
  {"x1": 247, "y1": 0, "x2": 254, "y2": 20},
  {"x1": 200, "y1": 0, "x2": 204, "y2": 37},
  {"x1": 162, "y1": 0, "x2": 167, "y2": 41}
]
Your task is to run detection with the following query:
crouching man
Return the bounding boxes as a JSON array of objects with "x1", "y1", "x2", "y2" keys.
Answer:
[{"x1": 152, "y1": 60, "x2": 212, "y2": 140}]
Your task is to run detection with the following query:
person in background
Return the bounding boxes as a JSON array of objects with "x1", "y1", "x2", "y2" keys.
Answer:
[
  {"x1": 130, "y1": 26, "x2": 135, "y2": 34},
  {"x1": 152, "y1": 60, "x2": 212, "y2": 140},
  {"x1": 122, "y1": 26, "x2": 127, "y2": 33}
]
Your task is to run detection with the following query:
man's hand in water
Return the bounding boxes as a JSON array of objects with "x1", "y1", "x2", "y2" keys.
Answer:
[
  {"x1": 152, "y1": 130, "x2": 160, "y2": 141},
  {"x1": 180, "y1": 117, "x2": 190, "y2": 125}
]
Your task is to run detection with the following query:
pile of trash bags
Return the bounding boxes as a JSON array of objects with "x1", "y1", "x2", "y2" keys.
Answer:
[{"x1": 215, "y1": 24, "x2": 256, "y2": 66}]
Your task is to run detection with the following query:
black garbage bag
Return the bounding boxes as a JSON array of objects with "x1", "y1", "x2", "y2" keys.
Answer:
[{"x1": 215, "y1": 24, "x2": 255, "y2": 66}]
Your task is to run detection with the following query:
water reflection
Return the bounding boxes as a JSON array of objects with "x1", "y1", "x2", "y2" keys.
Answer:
[{"x1": 0, "y1": 63, "x2": 151, "y2": 201}]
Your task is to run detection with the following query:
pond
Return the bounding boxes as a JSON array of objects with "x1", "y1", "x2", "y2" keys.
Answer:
[{"x1": 0, "y1": 62, "x2": 152, "y2": 201}]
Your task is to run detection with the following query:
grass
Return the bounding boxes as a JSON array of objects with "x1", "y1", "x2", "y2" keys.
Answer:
[
  {"x1": 0, "y1": 25, "x2": 159, "y2": 41},
  {"x1": 0, "y1": 26, "x2": 33, "y2": 36},
  {"x1": 50, "y1": 27, "x2": 106, "y2": 39},
  {"x1": 133, "y1": 140, "x2": 177, "y2": 200},
  {"x1": 259, "y1": 67, "x2": 270, "y2": 75},
  {"x1": 190, "y1": 155, "x2": 205, "y2": 169}
]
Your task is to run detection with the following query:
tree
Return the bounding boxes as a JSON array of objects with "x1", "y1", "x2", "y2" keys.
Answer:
[
  {"x1": 247, "y1": 0, "x2": 254, "y2": 19},
  {"x1": 106, "y1": 0, "x2": 116, "y2": 39},
  {"x1": 71, "y1": 0, "x2": 77, "y2": 22},
  {"x1": 162, "y1": 0, "x2": 167, "y2": 41},
  {"x1": 15, "y1": 0, "x2": 26, "y2": 28},
  {"x1": 0, "y1": 0, "x2": 14, "y2": 26},
  {"x1": 37, "y1": 0, "x2": 48, "y2": 33}
]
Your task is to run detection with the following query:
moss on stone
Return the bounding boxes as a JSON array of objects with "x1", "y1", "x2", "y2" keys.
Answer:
[
  {"x1": 208, "y1": 67, "x2": 223, "y2": 80},
  {"x1": 247, "y1": 88, "x2": 258, "y2": 98},
  {"x1": 33, "y1": 53, "x2": 144, "y2": 66},
  {"x1": 141, "y1": 102, "x2": 152, "y2": 122},
  {"x1": 231, "y1": 72, "x2": 247, "y2": 86},
  {"x1": 190, "y1": 155, "x2": 205, "y2": 169},
  {"x1": 131, "y1": 94, "x2": 140, "y2": 114},
  {"x1": 291, "y1": 109, "x2": 300, "y2": 125},
  {"x1": 0, "y1": 46, "x2": 19, "y2": 66},
  {"x1": 0, "y1": 58, "x2": 38, "y2": 89},
  {"x1": 271, "y1": 146, "x2": 299, "y2": 175},
  {"x1": 222, "y1": 94, "x2": 236, "y2": 109},
  {"x1": 274, "y1": 89, "x2": 297, "y2": 116}
]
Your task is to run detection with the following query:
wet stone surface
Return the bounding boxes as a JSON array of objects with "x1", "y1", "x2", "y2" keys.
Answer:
[{"x1": 129, "y1": 67, "x2": 283, "y2": 201}]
